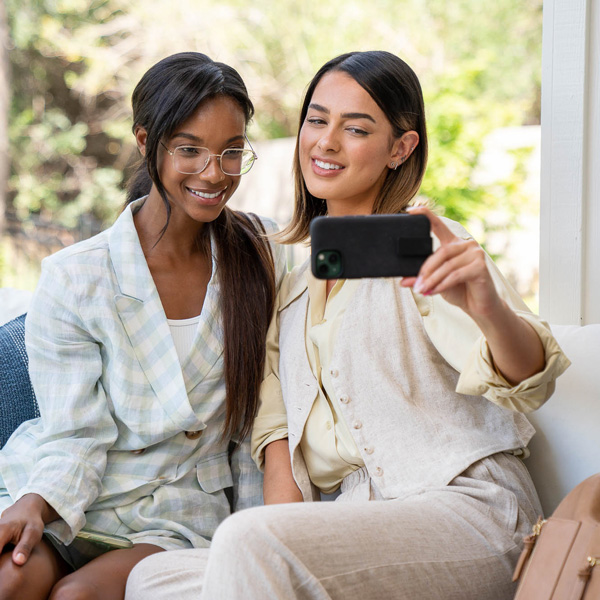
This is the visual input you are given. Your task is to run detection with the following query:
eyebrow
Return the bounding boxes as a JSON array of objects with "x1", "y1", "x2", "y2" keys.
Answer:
[
  {"x1": 171, "y1": 132, "x2": 245, "y2": 145},
  {"x1": 308, "y1": 102, "x2": 376, "y2": 124}
]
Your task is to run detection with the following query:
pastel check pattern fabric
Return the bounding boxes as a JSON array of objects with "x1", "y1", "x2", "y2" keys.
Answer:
[{"x1": 0, "y1": 199, "x2": 286, "y2": 549}]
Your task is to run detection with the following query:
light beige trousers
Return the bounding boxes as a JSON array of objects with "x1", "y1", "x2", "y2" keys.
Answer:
[{"x1": 125, "y1": 452, "x2": 541, "y2": 600}]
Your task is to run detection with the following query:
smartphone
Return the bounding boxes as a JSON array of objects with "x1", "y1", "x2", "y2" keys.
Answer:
[
  {"x1": 310, "y1": 214, "x2": 432, "y2": 279},
  {"x1": 75, "y1": 528, "x2": 134, "y2": 550}
]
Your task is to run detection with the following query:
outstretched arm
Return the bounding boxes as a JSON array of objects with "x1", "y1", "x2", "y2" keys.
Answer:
[{"x1": 402, "y1": 206, "x2": 545, "y2": 385}]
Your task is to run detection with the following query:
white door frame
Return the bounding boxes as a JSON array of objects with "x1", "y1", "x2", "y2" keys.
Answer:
[{"x1": 540, "y1": 0, "x2": 600, "y2": 325}]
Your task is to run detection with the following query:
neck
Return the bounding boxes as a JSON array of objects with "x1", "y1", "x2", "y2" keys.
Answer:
[
  {"x1": 133, "y1": 188, "x2": 207, "y2": 260},
  {"x1": 326, "y1": 198, "x2": 375, "y2": 217}
]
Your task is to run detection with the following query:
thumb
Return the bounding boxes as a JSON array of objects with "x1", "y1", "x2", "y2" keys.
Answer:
[{"x1": 406, "y1": 206, "x2": 456, "y2": 245}]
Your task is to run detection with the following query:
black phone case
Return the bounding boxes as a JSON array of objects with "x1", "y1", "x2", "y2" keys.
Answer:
[{"x1": 310, "y1": 214, "x2": 432, "y2": 279}]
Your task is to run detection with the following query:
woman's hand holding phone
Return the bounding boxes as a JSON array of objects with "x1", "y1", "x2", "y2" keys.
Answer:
[
  {"x1": 401, "y1": 206, "x2": 502, "y2": 319},
  {"x1": 403, "y1": 206, "x2": 546, "y2": 385}
]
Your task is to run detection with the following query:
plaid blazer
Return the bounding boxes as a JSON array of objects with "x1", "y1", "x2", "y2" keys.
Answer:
[{"x1": 0, "y1": 198, "x2": 285, "y2": 547}]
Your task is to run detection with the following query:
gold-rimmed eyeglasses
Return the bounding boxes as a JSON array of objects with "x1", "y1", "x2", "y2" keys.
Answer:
[{"x1": 160, "y1": 136, "x2": 257, "y2": 176}]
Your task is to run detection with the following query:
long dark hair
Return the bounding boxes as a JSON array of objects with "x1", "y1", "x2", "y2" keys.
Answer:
[
  {"x1": 126, "y1": 52, "x2": 275, "y2": 441},
  {"x1": 282, "y1": 50, "x2": 428, "y2": 243}
]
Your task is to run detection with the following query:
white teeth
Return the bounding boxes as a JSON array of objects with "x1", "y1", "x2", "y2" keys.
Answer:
[
  {"x1": 188, "y1": 188, "x2": 225, "y2": 199},
  {"x1": 315, "y1": 159, "x2": 343, "y2": 170}
]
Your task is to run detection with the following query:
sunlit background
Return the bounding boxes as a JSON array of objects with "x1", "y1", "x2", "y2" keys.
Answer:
[{"x1": 0, "y1": 0, "x2": 543, "y2": 309}]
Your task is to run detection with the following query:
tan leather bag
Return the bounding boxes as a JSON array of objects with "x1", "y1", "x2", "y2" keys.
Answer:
[{"x1": 513, "y1": 473, "x2": 600, "y2": 599}]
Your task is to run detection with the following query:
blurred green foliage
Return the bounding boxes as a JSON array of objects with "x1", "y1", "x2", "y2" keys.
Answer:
[{"x1": 2, "y1": 0, "x2": 542, "y2": 274}]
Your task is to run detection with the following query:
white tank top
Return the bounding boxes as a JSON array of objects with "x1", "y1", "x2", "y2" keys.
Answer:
[{"x1": 167, "y1": 315, "x2": 201, "y2": 365}]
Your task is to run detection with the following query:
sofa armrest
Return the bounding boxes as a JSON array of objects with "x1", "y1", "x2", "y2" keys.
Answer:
[{"x1": 525, "y1": 324, "x2": 600, "y2": 515}]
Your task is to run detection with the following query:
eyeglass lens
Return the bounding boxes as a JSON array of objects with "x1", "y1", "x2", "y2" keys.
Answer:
[{"x1": 173, "y1": 147, "x2": 255, "y2": 175}]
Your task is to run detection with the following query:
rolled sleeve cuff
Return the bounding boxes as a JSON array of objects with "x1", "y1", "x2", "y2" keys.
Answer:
[
  {"x1": 15, "y1": 485, "x2": 85, "y2": 544},
  {"x1": 456, "y1": 311, "x2": 571, "y2": 412},
  {"x1": 251, "y1": 426, "x2": 289, "y2": 472}
]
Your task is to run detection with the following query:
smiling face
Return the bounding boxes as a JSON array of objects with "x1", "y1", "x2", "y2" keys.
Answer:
[
  {"x1": 137, "y1": 95, "x2": 246, "y2": 228},
  {"x1": 299, "y1": 71, "x2": 405, "y2": 216}
]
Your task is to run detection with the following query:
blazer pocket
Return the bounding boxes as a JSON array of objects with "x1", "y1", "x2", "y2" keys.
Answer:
[{"x1": 196, "y1": 451, "x2": 234, "y2": 494}]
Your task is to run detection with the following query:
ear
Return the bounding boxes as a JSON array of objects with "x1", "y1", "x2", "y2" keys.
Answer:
[
  {"x1": 389, "y1": 131, "x2": 420, "y2": 168},
  {"x1": 134, "y1": 126, "x2": 148, "y2": 157}
]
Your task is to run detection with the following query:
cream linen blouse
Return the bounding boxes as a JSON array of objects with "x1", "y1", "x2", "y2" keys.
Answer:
[{"x1": 251, "y1": 220, "x2": 570, "y2": 494}]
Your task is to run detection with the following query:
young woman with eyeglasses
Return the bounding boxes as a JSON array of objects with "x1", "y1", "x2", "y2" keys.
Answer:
[
  {"x1": 126, "y1": 51, "x2": 569, "y2": 600},
  {"x1": 0, "y1": 52, "x2": 285, "y2": 600}
]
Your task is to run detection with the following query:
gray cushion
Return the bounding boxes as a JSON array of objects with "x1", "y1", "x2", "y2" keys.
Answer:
[{"x1": 0, "y1": 314, "x2": 39, "y2": 448}]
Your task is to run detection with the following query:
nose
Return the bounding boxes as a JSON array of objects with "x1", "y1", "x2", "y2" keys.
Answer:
[
  {"x1": 199, "y1": 154, "x2": 225, "y2": 182},
  {"x1": 317, "y1": 127, "x2": 340, "y2": 153}
]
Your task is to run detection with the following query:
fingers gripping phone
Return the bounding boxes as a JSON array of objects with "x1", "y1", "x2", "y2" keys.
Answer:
[
  {"x1": 310, "y1": 214, "x2": 432, "y2": 279},
  {"x1": 75, "y1": 528, "x2": 134, "y2": 550}
]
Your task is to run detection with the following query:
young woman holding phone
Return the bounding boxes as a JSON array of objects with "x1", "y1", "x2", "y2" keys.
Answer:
[{"x1": 127, "y1": 50, "x2": 569, "y2": 600}]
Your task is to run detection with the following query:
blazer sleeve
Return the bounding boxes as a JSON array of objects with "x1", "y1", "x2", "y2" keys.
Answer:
[{"x1": 19, "y1": 258, "x2": 119, "y2": 543}]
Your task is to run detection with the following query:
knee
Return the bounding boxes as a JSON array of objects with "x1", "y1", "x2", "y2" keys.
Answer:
[
  {"x1": 125, "y1": 553, "x2": 166, "y2": 600},
  {"x1": 49, "y1": 579, "x2": 98, "y2": 600},
  {"x1": 210, "y1": 505, "x2": 298, "y2": 559},
  {"x1": 211, "y1": 507, "x2": 266, "y2": 553},
  {"x1": 125, "y1": 549, "x2": 207, "y2": 600},
  {"x1": 0, "y1": 558, "x2": 30, "y2": 600}
]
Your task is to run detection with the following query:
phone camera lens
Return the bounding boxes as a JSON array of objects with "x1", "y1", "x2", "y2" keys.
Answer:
[
  {"x1": 328, "y1": 254, "x2": 338, "y2": 264},
  {"x1": 318, "y1": 264, "x2": 329, "y2": 276}
]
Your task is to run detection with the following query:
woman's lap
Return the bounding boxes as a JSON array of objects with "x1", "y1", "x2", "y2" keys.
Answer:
[{"x1": 126, "y1": 452, "x2": 540, "y2": 600}]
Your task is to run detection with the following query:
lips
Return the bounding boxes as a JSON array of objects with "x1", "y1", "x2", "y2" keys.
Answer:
[
  {"x1": 312, "y1": 157, "x2": 345, "y2": 175},
  {"x1": 187, "y1": 186, "x2": 227, "y2": 204}
]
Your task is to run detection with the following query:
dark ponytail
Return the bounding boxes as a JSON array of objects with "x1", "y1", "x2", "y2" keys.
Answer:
[{"x1": 213, "y1": 208, "x2": 276, "y2": 441}]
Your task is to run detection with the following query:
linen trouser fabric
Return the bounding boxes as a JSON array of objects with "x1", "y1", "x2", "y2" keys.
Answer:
[{"x1": 125, "y1": 452, "x2": 540, "y2": 600}]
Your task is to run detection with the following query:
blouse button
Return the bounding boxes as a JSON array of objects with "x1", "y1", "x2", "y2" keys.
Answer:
[
  {"x1": 374, "y1": 467, "x2": 384, "y2": 477},
  {"x1": 339, "y1": 395, "x2": 350, "y2": 404},
  {"x1": 131, "y1": 448, "x2": 146, "y2": 455},
  {"x1": 364, "y1": 446, "x2": 374, "y2": 455},
  {"x1": 330, "y1": 368, "x2": 339, "y2": 378},
  {"x1": 353, "y1": 421, "x2": 362, "y2": 430},
  {"x1": 185, "y1": 430, "x2": 203, "y2": 440}
]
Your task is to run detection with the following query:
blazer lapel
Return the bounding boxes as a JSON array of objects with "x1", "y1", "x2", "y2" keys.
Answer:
[
  {"x1": 181, "y1": 242, "x2": 224, "y2": 394},
  {"x1": 109, "y1": 200, "x2": 201, "y2": 431}
]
